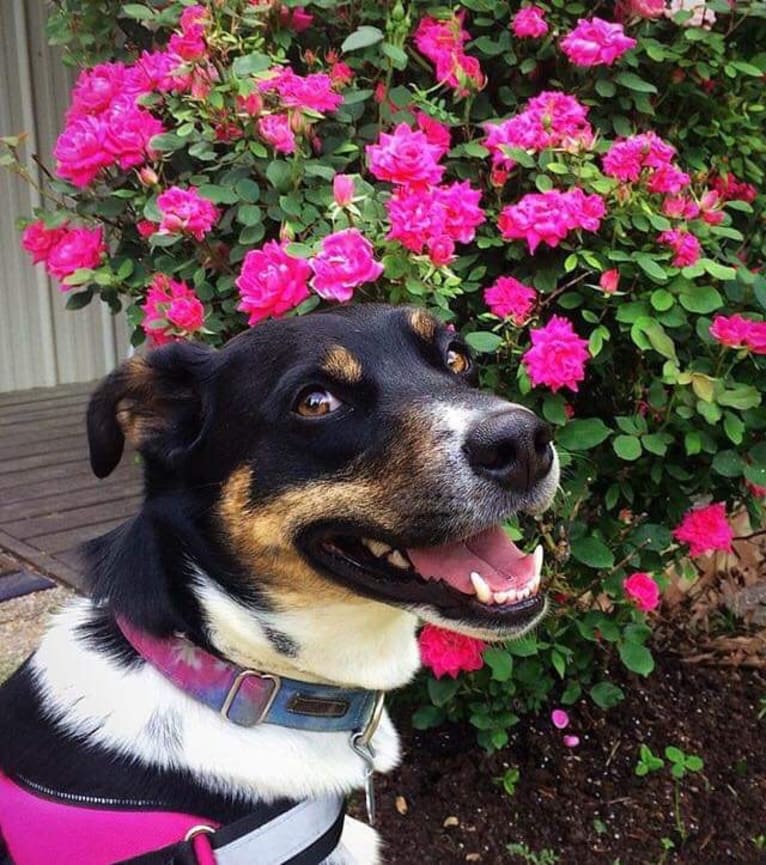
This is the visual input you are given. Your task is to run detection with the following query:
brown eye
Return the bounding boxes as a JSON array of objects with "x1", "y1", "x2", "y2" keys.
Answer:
[
  {"x1": 446, "y1": 346, "x2": 470, "y2": 375},
  {"x1": 294, "y1": 388, "x2": 343, "y2": 418}
]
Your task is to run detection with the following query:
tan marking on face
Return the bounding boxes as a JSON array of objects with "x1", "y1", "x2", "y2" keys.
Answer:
[
  {"x1": 218, "y1": 466, "x2": 400, "y2": 609},
  {"x1": 321, "y1": 345, "x2": 363, "y2": 385},
  {"x1": 113, "y1": 358, "x2": 167, "y2": 447},
  {"x1": 408, "y1": 308, "x2": 438, "y2": 343}
]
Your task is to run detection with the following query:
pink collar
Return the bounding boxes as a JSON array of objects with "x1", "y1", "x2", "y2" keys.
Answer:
[{"x1": 117, "y1": 617, "x2": 385, "y2": 736}]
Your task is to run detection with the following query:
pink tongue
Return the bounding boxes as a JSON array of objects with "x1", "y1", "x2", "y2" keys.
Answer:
[{"x1": 407, "y1": 526, "x2": 535, "y2": 595}]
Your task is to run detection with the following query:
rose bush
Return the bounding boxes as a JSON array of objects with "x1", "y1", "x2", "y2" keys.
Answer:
[{"x1": 5, "y1": 0, "x2": 765, "y2": 751}]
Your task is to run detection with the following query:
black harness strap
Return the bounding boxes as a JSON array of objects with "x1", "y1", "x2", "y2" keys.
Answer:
[{"x1": 113, "y1": 800, "x2": 345, "y2": 865}]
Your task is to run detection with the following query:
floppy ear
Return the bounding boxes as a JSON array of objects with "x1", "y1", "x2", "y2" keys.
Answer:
[{"x1": 87, "y1": 341, "x2": 215, "y2": 478}]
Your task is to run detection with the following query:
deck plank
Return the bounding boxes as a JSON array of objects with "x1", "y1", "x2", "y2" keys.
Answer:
[{"x1": 0, "y1": 382, "x2": 141, "y2": 590}]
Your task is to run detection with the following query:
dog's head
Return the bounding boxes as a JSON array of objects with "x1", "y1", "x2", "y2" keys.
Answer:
[{"x1": 88, "y1": 304, "x2": 558, "y2": 646}]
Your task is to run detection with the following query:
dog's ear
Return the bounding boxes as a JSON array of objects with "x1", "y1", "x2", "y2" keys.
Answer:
[{"x1": 87, "y1": 341, "x2": 215, "y2": 478}]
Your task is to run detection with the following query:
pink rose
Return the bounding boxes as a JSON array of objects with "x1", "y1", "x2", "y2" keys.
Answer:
[
  {"x1": 414, "y1": 15, "x2": 484, "y2": 95},
  {"x1": 167, "y1": 296, "x2": 205, "y2": 332},
  {"x1": 418, "y1": 623, "x2": 486, "y2": 679},
  {"x1": 260, "y1": 68, "x2": 342, "y2": 113},
  {"x1": 623, "y1": 572, "x2": 661, "y2": 612},
  {"x1": 310, "y1": 228, "x2": 383, "y2": 302},
  {"x1": 142, "y1": 274, "x2": 206, "y2": 345},
  {"x1": 157, "y1": 186, "x2": 220, "y2": 241},
  {"x1": 560, "y1": 17, "x2": 636, "y2": 67},
  {"x1": 54, "y1": 115, "x2": 111, "y2": 188},
  {"x1": 258, "y1": 114, "x2": 297, "y2": 154},
  {"x1": 599, "y1": 269, "x2": 621, "y2": 293},
  {"x1": 237, "y1": 90, "x2": 264, "y2": 116},
  {"x1": 103, "y1": 106, "x2": 164, "y2": 170},
  {"x1": 168, "y1": 27, "x2": 207, "y2": 62},
  {"x1": 498, "y1": 189, "x2": 605, "y2": 254},
  {"x1": 658, "y1": 229, "x2": 701, "y2": 267},
  {"x1": 414, "y1": 111, "x2": 452, "y2": 157},
  {"x1": 22, "y1": 220, "x2": 68, "y2": 265},
  {"x1": 280, "y1": 5, "x2": 314, "y2": 31},
  {"x1": 673, "y1": 502, "x2": 734, "y2": 558},
  {"x1": 236, "y1": 240, "x2": 311, "y2": 326},
  {"x1": 45, "y1": 226, "x2": 106, "y2": 283},
  {"x1": 616, "y1": 0, "x2": 667, "y2": 19},
  {"x1": 67, "y1": 62, "x2": 131, "y2": 120},
  {"x1": 710, "y1": 315, "x2": 766, "y2": 354},
  {"x1": 427, "y1": 236, "x2": 455, "y2": 267},
  {"x1": 711, "y1": 173, "x2": 757, "y2": 204},
  {"x1": 484, "y1": 276, "x2": 537, "y2": 325},
  {"x1": 329, "y1": 60, "x2": 354, "y2": 87},
  {"x1": 512, "y1": 6, "x2": 549, "y2": 38},
  {"x1": 366, "y1": 123, "x2": 445, "y2": 188},
  {"x1": 332, "y1": 174, "x2": 355, "y2": 207},
  {"x1": 522, "y1": 315, "x2": 590, "y2": 392},
  {"x1": 137, "y1": 219, "x2": 157, "y2": 238}
]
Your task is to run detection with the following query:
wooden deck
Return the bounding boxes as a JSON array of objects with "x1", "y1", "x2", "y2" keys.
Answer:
[{"x1": 0, "y1": 382, "x2": 142, "y2": 590}]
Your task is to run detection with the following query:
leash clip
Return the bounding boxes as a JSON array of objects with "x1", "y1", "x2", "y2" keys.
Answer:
[{"x1": 350, "y1": 691, "x2": 385, "y2": 826}]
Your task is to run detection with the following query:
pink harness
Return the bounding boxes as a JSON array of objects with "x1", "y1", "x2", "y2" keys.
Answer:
[
  {"x1": 0, "y1": 619, "x2": 366, "y2": 864},
  {"x1": 0, "y1": 771, "x2": 218, "y2": 865}
]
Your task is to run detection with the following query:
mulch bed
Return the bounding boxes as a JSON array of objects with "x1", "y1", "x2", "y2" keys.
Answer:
[{"x1": 370, "y1": 655, "x2": 765, "y2": 865}]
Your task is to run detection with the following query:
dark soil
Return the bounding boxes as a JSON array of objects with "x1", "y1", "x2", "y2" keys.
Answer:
[{"x1": 370, "y1": 655, "x2": 766, "y2": 865}]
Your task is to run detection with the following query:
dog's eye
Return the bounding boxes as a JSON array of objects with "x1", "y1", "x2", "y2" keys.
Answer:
[
  {"x1": 446, "y1": 346, "x2": 471, "y2": 375},
  {"x1": 294, "y1": 388, "x2": 343, "y2": 418}
]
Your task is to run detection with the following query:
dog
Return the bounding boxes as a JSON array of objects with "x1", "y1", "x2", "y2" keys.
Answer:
[{"x1": 0, "y1": 304, "x2": 559, "y2": 865}]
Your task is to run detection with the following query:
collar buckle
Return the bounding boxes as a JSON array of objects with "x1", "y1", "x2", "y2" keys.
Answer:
[{"x1": 221, "y1": 670, "x2": 281, "y2": 725}]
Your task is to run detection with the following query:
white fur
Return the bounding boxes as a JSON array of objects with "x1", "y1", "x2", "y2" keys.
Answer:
[
  {"x1": 193, "y1": 572, "x2": 420, "y2": 690},
  {"x1": 32, "y1": 595, "x2": 414, "y2": 864}
]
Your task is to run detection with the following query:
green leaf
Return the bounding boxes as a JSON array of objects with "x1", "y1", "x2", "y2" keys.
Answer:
[
  {"x1": 613, "y1": 435, "x2": 642, "y2": 461},
  {"x1": 237, "y1": 204, "x2": 262, "y2": 226},
  {"x1": 685, "y1": 755, "x2": 704, "y2": 772},
  {"x1": 412, "y1": 705, "x2": 445, "y2": 730},
  {"x1": 464, "y1": 331, "x2": 503, "y2": 353},
  {"x1": 150, "y1": 132, "x2": 185, "y2": 153},
  {"x1": 121, "y1": 4, "x2": 154, "y2": 21},
  {"x1": 679, "y1": 283, "x2": 724, "y2": 313},
  {"x1": 266, "y1": 161, "x2": 294, "y2": 192},
  {"x1": 508, "y1": 635, "x2": 538, "y2": 657},
  {"x1": 595, "y1": 78, "x2": 617, "y2": 97},
  {"x1": 665, "y1": 746, "x2": 684, "y2": 763},
  {"x1": 615, "y1": 72, "x2": 657, "y2": 93},
  {"x1": 590, "y1": 681, "x2": 625, "y2": 709},
  {"x1": 341, "y1": 25, "x2": 384, "y2": 53},
  {"x1": 483, "y1": 647, "x2": 513, "y2": 682},
  {"x1": 718, "y1": 385, "x2": 761, "y2": 410},
  {"x1": 702, "y1": 259, "x2": 737, "y2": 281},
  {"x1": 744, "y1": 464, "x2": 766, "y2": 487},
  {"x1": 234, "y1": 179, "x2": 261, "y2": 203},
  {"x1": 197, "y1": 185, "x2": 239, "y2": 205},
  {"x1": 542, "y1": 394, "x2": 568, "y2": 426},
  {"x1": 619, "y1": 641, "x2": 654, "y2": 676},
  {"x1": 232, "y1": 52, "x2": 272, "y2": 76},
  {"x1": 570, "y1": 537, "x2": 614, "y2": 569},
  {"x1": 634, "y1": 254, "x2": 668, "y2": 283},
  {"x1": 642, "y1": 433, "x2": 669, "y2": 456},
  {"x1": 650, "y1": 289, "x2": 674, "y2": 311},
  {"x1": 723, "y1": 412, "x2": 745, "y2": 445},
  {"x1": 427, "y1": 676, "x2": 460, "y2": 707},
  {"x1": 65, "y1": 288, "x2": 94, "y2": 310},
  {"x1": 632, "y1": 318, "x2": 677, "y2": 361},
  {"x1": 712, "y1": 450, "x2": 744, "y2": 478},
  {"x1": 555, "y1": 418, "x2": 611, "y2": 451}
]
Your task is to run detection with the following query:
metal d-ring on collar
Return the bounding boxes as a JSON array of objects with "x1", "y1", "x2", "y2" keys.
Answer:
[{"x1": 349, "y1": 691, "x2": 385, "y2": 826}]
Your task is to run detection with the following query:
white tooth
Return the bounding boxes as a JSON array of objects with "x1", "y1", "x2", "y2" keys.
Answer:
[
  {"x1": 493, "y1": 591, "x2": 508, "y2": 605},
  {"x1": 519, "y1": 586, "x2": 531, "y2": 600},
  {"x1": 470, "y1": 571, "x2": 493, "y2": 604},
  {"x1": 507, "y1": 588, "x2": 520, "y2": 604},
  {"x1": 387, "y1": 550, "x2": 410, "y2": 569},
  {"x1": 532, "y1": 544, "x2": 544, "y2": 577},
  {"x1": 364, "y1": 539, "x2": 391, "y2": 558}
]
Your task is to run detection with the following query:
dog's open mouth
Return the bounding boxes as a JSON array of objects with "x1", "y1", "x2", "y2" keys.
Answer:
[{"x1": 304, "y1": 525, "x2": 545, "y2": 627}]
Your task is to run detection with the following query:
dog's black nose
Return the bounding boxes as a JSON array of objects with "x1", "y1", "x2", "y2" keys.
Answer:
[{"x1": 465, "y1": 409, "x2": 553, "y2": 491}]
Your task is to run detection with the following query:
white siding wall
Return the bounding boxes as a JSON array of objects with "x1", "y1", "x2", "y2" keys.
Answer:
[{"x1": 0, "y1": 1, "x2": 128, "y2": 392}]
